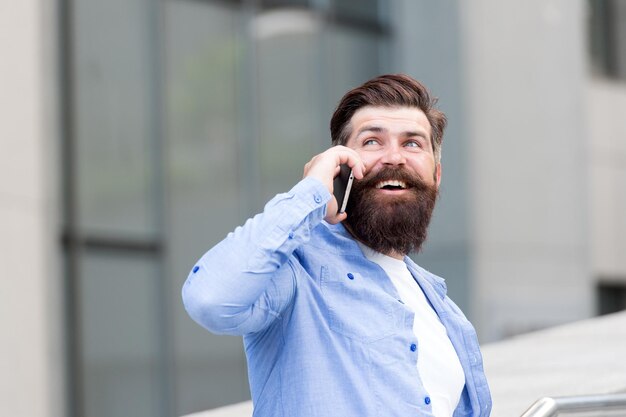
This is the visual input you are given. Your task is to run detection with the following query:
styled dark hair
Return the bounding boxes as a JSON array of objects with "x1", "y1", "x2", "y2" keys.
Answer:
[{"x1": 330, "y1": 74, "x2": 447, "y2": 163}]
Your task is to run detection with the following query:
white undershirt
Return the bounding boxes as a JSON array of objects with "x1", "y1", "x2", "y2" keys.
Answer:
[{"x1": 358, "y1": 243, "x2": 465, "y2": 417}]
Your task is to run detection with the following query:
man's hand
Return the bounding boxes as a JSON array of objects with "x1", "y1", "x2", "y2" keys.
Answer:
[{"x1": 303, "y1": 146, "x2": 366, "y2": 224}]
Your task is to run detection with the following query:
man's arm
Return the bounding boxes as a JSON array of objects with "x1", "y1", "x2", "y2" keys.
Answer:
[
  {"x1": 182, "y1": 146, "x2": 365, "y2": 336},
  {"x1": 182, "y1": 177, "x2": 330, "y2": 335}
]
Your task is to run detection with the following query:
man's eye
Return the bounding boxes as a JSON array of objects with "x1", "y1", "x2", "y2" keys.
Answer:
[
  {"x1": 364, "y1": 139, "x2": 378, "y2": 146},
  {"x1": 405, "y1": 141, "x2": 421, "y2": 148}
]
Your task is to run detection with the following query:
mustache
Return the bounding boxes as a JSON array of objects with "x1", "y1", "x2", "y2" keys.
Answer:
[
  {"x1": 355, "y1": 166, "x2": 430, "y2": 190},
  {"x1": 344, "y1": 165, "x2": 439, "y2": 255}
]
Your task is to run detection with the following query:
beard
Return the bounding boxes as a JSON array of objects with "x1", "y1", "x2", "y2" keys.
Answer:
[{"x1": 343, "y1": 166, "x2": 438, "y2": 256}]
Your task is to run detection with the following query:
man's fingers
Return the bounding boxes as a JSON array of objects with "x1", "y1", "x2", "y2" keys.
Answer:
[
  {"x1": 303, "y1": 146, "x2": 364, "y2": 182},
  {"x1": 303, "y1": 145, "x2": 365, "y2": 222},
  {"x1": 332, "y1": 146, "x2": 365, "y2": 179}
]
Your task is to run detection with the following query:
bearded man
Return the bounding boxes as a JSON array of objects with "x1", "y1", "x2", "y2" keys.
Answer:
[{"x1": 182, "y1": 74, "x2": 492, "y2": 417}]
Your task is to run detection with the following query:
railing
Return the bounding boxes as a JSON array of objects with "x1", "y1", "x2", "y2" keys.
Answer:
[{"x1": 521, "y1": 393, "x2": 626, "y2": 417}]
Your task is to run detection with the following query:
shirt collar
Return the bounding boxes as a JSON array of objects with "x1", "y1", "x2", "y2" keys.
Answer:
[
  {"x1": 326, "y1": 221, "x2": 448, "y2": 300},
  {"x1": 404, "y1": 257, "x2": 448, "y2": 300}
]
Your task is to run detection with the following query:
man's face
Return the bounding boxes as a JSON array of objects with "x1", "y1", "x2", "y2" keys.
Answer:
[
  {"x1": 345, "y1": 105, "x2": 440, "y2": 188},
  {"x1": 343, "y1": 105, "x2": 441, "y2": 256}
]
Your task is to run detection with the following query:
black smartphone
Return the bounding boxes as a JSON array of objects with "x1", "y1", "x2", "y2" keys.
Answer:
[{"x1": 332, "y1": 164, "x2": 354, "y2": 214}]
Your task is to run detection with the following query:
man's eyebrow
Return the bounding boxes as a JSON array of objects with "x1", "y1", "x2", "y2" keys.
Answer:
[
  {"x1": 355, "y1": 125, "x2": 431, "y2": 141},
  {"x1": 404, "y1": 130, "x2": 429, "y2": 140},
  {"x1": 355, "y1": 125, "x2": 387, "y2": 136}
]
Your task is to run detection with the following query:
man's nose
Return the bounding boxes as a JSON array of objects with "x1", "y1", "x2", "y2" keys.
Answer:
[{"x1": 381, "y1": 144, "x2": 406, "y2": 165}]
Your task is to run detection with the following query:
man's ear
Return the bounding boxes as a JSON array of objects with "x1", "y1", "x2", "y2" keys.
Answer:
[{"x1": 434, "y1": 163, "x2": 442, "y2": 189}]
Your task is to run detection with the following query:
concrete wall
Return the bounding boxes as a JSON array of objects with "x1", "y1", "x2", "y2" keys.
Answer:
[
  {"x1": 588, "y1": 79, "x2": 626, "y2": 281},
  {"x1": 459, "y1": 0, "x2": 592, "y2": 341},
  {"x1": 0, "y1": 1, "x2": 65, "y2": 416}
]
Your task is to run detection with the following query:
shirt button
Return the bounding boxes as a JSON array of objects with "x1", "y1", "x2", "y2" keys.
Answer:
[
  {"x1": 410, "y1": 343, "x2": 417, "y2": 352},
  {"x1": 347, "y1": 273, "x2": 355, "y2": 280},
  {"x1": 192, "y1": 266, "x2": 200, "y2": 273},
  {"x1": 314, "y1": 195, "x2": 322, "y2": 203},
  {"x1": 425, "y1": 396, "x2": 431, "y2": 405},
  {"x1": 288, "y1": 231, "x2": 295, "y2": 239}
]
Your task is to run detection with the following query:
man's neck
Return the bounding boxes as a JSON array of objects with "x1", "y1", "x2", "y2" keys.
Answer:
[{"x1": 387, "y1": 250, "x2": 405, "y2": 260}]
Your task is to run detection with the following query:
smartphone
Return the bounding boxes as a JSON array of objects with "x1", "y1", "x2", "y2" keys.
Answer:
[{"x1": 333, "y1": 164, "x2": 354, "y2": 214}]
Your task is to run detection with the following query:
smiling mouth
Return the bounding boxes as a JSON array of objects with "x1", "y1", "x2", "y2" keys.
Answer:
[{"x1": 375, "y1": 180, "x2": 408, "y2": 190}]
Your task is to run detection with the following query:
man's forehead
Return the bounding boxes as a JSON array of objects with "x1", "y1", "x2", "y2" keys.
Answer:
[{"x1": 349, "y1": 106, "x2": 432, "y2": 135}]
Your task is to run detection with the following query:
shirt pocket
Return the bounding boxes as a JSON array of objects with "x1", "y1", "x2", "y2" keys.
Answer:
[{"x1": 320, "y1": 265, "x2": 405, "y2": 344}]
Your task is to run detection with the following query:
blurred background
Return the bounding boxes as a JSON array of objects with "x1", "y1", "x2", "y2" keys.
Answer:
[{"x1": 2, "y1": 0, "x2": 626, "y2": 416}]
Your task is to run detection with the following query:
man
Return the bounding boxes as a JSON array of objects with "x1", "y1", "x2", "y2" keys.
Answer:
[{"x1": 182, "y1": 74, "x2": 492, "y2": 416}]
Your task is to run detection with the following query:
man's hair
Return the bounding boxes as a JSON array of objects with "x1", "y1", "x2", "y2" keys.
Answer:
[{"x1": 330, "y1": 74, "x2": 447, "y2": 163}]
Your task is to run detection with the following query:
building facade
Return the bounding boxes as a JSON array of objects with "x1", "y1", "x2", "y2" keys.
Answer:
[{"x1": 2, "y1": 1, "x2": 625, "y2": 416}]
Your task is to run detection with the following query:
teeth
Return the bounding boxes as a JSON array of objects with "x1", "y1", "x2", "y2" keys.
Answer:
[{"x1": 376, "y1": 180, "x2": 407, "y2": 189}]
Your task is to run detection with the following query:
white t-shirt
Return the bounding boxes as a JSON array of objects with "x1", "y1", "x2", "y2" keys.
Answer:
[{"x1": 358, "y1": 243, "x2": 465, "y2": 417}]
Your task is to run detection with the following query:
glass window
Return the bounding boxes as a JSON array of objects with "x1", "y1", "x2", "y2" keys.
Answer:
[
  {"x1": 254, "y1": 7, "x2": 325, "y2": 201},
  {"x1": 73, "y1": 0, "x2": 159, "y2": 240},
  {"x1": 261, "y1": 0, "x2": 309, "y2": 9},
  {"x1": 69, "y1": 0, "x2": 168, "y2": 415},
  {"x1": 588, "y1": 0, "x2": 626, "y2": 79},
  {"x1": 323, "y1": 25, "x2": 386, "y2": 110},
  {"x1": 332, "y1": 0, "x2": 388, "y2": 28},
  {"x1": 598, "y1": 282, "x2": 626, "y2": 315},
  {"x1": 79, "y1": 252, "x2": 162, "y2": 417},
  {"x1": 164, "y1": 2, "x2": 250, "y2": 414}
]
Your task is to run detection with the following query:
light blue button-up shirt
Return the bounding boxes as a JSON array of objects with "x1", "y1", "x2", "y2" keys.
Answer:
[{"x1": 183, "y1": 177, "x2": 492, "y2": 417}]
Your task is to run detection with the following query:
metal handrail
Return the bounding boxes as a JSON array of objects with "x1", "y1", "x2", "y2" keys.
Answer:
[{"x1": 521, "y1": 393, "x2": 626, "y2": 417}]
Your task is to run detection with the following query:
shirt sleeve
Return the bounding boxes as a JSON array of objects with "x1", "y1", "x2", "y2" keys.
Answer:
[{"x1": 182, "y1": 176, "x2": 331, "y2": 336}]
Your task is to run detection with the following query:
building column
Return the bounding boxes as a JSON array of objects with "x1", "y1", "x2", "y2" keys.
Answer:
[{"x1": 0, "y1": 1, "x2": 65, "y2": 416}]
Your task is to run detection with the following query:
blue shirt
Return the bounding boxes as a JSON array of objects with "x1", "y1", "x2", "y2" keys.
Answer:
[{"x1": 182, "y1": 177, "x2": 492, "y2": 417}]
